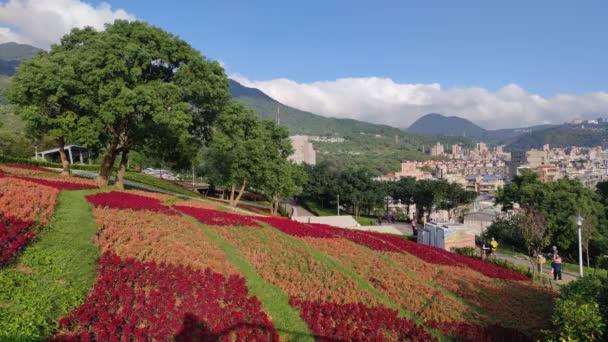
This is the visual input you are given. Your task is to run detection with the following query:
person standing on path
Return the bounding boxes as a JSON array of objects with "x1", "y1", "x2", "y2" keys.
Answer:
[
  {"x1": 411, "y1": 218, "x2": 417, "y2": 236},
  {"x1": 537, "y1": 253, "x2": 546, "y2": 273},
  {"x1": 552, "y1": 254, "x2": 563, "y2": 281},
  {"x1": 490, "y1": 237, "x2": 499, "y2": 258}
]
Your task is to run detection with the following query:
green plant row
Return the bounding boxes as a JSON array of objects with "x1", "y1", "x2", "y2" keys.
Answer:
[
  {"x1": 123, "y1": 172, "x2": 200, "y2": 197},
  {"x1": 0, "y1": 190, "x2": 101, "y2": 341},
  {"x1": 0, "y1": 154, "x2": 107, "y2": 172}
]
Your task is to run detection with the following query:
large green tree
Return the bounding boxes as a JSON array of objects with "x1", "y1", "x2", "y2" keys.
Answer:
[
  {"x1": 8, "y1": 28, "x2": 102, "y2": 175},
  {"x1": 335, "y1": 168, "x2": 382, "y2": 218},
  {"x1": 203, "y1": 101, "x2": 294, "y2": 208},
  {"x1": 497, "y1": 171, "x2": 607, "y2": 259}
]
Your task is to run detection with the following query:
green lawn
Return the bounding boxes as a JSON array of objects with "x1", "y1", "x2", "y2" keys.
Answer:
[
  {"x1": 0, "y1": 190, "x2": 102, "y2": 341},
  {"x1": 123, "y1": 172, "x2": 201, "y2": 197},
  {"x1": 302, "y1": 200, "x2": 336, "y2": 216},
  {"x1": 354, "y1": 216, "x2": 377, "y2": 226},
  {"x1": 561, "y1": 262, "x2": 607, "y2": 278}
]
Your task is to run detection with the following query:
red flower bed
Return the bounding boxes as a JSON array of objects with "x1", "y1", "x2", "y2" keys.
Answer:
[
  {"x1": 260, "y1": 219, "x2": 527, "y2": 281},
  {"x1": 257, "y1": 217, "x2": 334, "y2": 238},
  {"x1": 13, "y1": 176, "x2": 98, "y2": 191},
  {"x1": 290, "y1": 297, "x2": 436, "y2": 341},
  {"x1": 53, "y1": 253, "x2": 279, "y2": 341},
  {"x1": 86, "y1": 192, "x2": 176, "y2": 215},
  {"x1": 175, "y1": 206, "x2": 259, "y2": 227},
  {"x1": 426, "y1": 320, "x2": 532, "y2": 342},
  {"x1": 0, "y1": 216, "x2": 36, "y2": 266},
  {"x1": 357, "y1": 232, "x2": 528, "y2": 281}
]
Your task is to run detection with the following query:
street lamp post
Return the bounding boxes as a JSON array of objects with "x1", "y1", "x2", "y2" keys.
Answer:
[
  {"x1": 337, "y1": 194, "x2": 340, "y2": 216},
  {"x1": 576, "y1": 215, "x2": 584, "y2": 277}
]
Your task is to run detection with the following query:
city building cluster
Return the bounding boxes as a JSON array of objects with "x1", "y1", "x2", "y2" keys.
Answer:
[
  {"x1": 381, "y1": 141, "x2": 608, "y2": 196},
  {"x1": 515, "y1": 144, "x2": 608, "y2": 188},
  {"x1": 380, "y1": 142, "x2": 511, "y2": 194}
]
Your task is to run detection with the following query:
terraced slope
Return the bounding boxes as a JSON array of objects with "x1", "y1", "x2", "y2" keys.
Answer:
[{"x1": 0, "y1": 163, "x2": 557, "y2": 341}]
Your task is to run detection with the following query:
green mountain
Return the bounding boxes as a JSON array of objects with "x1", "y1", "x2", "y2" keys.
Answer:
[
  {"x1": 507, "y1": 124, "x2": 608, "y2": 151},
  {"x1": 0, "y1": 42, "x2": 42, "y2": 76},
  {"x1": 407, "y1": 113, "x2": 486, "y2": 138},
  {"x1": 229, "y1": 79, "x2": 409, "y2": 137},
  {"x1": 0, "y1": 42, "x2": 41, "y2": 61},
  {"x1": 407, "y1": 112, "x2": 555, "y2": 144},
  {"x1": 229, "y1": 80, "x2": 472, "y2": 172}
]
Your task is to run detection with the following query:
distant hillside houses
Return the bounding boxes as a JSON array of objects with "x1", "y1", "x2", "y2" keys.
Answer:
[{"x1": 516, "y1": 144, "x2": 608, "y2": 188}]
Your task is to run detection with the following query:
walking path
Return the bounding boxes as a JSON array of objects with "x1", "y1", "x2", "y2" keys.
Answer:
[
  {"x1": 493, "y1": 252, "x2": 578, "y2": 284},
  {"x1": 285, "y1": 199, "x2": 315, "y2": 217}
]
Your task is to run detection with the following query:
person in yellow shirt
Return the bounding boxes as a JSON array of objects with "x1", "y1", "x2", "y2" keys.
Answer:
[{"x1": 489, "y1": 237, "x2": 499, "y2": 258}]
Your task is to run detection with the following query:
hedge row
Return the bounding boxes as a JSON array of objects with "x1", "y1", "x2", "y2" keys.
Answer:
[
  {"x1": 0, "y1": 154, "x2": 199, "y2": 197},
  {"x1": 0, "y1": 155, "x2": 105, "y2": 172}
]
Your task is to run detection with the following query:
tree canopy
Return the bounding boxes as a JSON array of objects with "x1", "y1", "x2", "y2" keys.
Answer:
[
  {"x1": 202, "y1": 101, "x2": 301, "y2": 210},
  {"x1": 9, "y1": 20, "x2": 230, "y2": 185},
  {"x1": 496, "y1": 170, "x2": 608, "y2": 261}
]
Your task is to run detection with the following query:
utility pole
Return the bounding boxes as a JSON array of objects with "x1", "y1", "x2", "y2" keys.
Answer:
[
  {"x1": 276, "y1": 104, "x2": 280, "y2": 125},
  {"x1": 192, "y1": 163, "x2": 195, "y2": 186},
  {"x1": 337, "y1": 194, "x2": 340, "y2": 216}
]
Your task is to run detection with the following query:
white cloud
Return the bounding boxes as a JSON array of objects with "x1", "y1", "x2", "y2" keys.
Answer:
[
  {"x1": 231, "y1": 74, "x2": 608, "y2": 130},
  {"x1": 0, "y1": 0, "x2": 135, "y2": 48}
]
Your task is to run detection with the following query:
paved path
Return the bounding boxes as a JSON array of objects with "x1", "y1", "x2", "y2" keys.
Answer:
[
  {"x1": 493, "y1": 252, "x2": 578, "y2": 284},
  {"x1": 285, "y1": 199, "x2": 315, "y2": 217}
]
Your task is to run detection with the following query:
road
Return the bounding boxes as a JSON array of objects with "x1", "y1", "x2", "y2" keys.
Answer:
[{"x1": 285, "y1": 199, "x2": 315, "y2": 217}]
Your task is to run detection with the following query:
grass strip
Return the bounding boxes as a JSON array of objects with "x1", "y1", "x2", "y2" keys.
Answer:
[
  {"x1": 0, "y1": 189, "x2": 102, "y2": 341},
  {"x1": 185, "y1": 217, "x2": 314, "y2": 342}
]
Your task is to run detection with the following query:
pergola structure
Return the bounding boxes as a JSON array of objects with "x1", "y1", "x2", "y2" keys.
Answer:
[{"x1": 36, "y1": 145, "x2": 90, "y2": 165}]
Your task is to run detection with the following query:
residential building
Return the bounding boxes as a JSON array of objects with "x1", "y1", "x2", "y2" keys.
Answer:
[
  {"x1": 431, "y1": 142, "x2": 445, "y2": 156},
  {"x1": 536, "y1": 164, "x2": 561, "y2": 182},
  {"x1": 526, "y1": 149, "x2": 548, "y2": 168},
  {"x1": 465, "y1": 175, "x2": 505, "y2": 194},
  {"x1": 288, "y1": 135, "x2": 316, "y2": 165}
]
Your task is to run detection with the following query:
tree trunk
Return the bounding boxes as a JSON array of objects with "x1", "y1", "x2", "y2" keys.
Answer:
[
  {"x1": 232, "y1": 176, "x2": 247, "y2": 207},
  {"x1": 229, "y1": 184, "x2": 236, "y2": 206},
  {"x1": 57, "y1": 137, "x2": 70, "y2": 176},
  {"x1": 115, "y1": 148, "x2": 129, "y2": 190},
  {"x1": 96, "y1": 135, "x2": 120, "y2": 186}
]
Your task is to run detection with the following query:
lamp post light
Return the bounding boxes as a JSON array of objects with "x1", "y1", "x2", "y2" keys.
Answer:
[
  {"x1": 337, "y1": 194, "x2": 340, "y2": 216},
  {"x1": 576, "y1": 215, "x2": 584, "y2": 277}
]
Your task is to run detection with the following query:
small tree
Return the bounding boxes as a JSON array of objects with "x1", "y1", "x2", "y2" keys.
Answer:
[{"x1": 520, "y1": 207, "x2": 551, "y2": 277}]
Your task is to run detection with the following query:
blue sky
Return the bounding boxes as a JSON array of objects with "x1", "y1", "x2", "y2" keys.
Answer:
[
  {"x1": 98, "y1": 0, "x2": 607, "y2": 96},
  {"x1": 1, "y1": 0, "x2": 608, "y2": 128}
]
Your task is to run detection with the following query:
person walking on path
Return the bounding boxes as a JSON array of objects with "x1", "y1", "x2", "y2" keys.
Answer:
[
  {"x1": 536, "y1": 253, "x2": 546, "y2": 273},
  {"x1": 552, "y1": 254, "x2": 563, "y2": 281},
  {"x1": 489, "y1": 237, "x2": 499, "y2": 258},
  {"x1": 411, "y1": 218, "x2": 417, "y2": 236}
]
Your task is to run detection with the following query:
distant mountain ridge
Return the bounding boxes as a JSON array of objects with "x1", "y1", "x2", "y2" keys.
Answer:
[
  {"x1": 0, "y1": 42, "x2": 42, "y2": 76},
  {"x1": 406, "y1": 113, "x2": 486, "y2": 137},
  {"x1": 229, "y1": 79, "x2": 410, "y2": 137},
  {"x1": 406, "y1": 113, "x2": 555, "y2": 144}
]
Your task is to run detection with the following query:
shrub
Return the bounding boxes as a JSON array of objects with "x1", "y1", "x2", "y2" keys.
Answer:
[
  {"x1": 547, "y1": 275, "x2": 608, "y2": 340},
  {"x1": 548, "y1": 300, "x2": 604, "y2": 341}
]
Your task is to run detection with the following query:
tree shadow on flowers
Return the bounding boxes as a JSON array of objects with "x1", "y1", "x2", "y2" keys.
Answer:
[{"x1": 174, "y1": 313, "x2": 319, "y2": 342}]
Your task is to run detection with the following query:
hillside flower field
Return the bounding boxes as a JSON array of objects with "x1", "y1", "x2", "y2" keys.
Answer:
[{"x1": 0, "y1": 163, "x2": 558, "y2": 341}]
